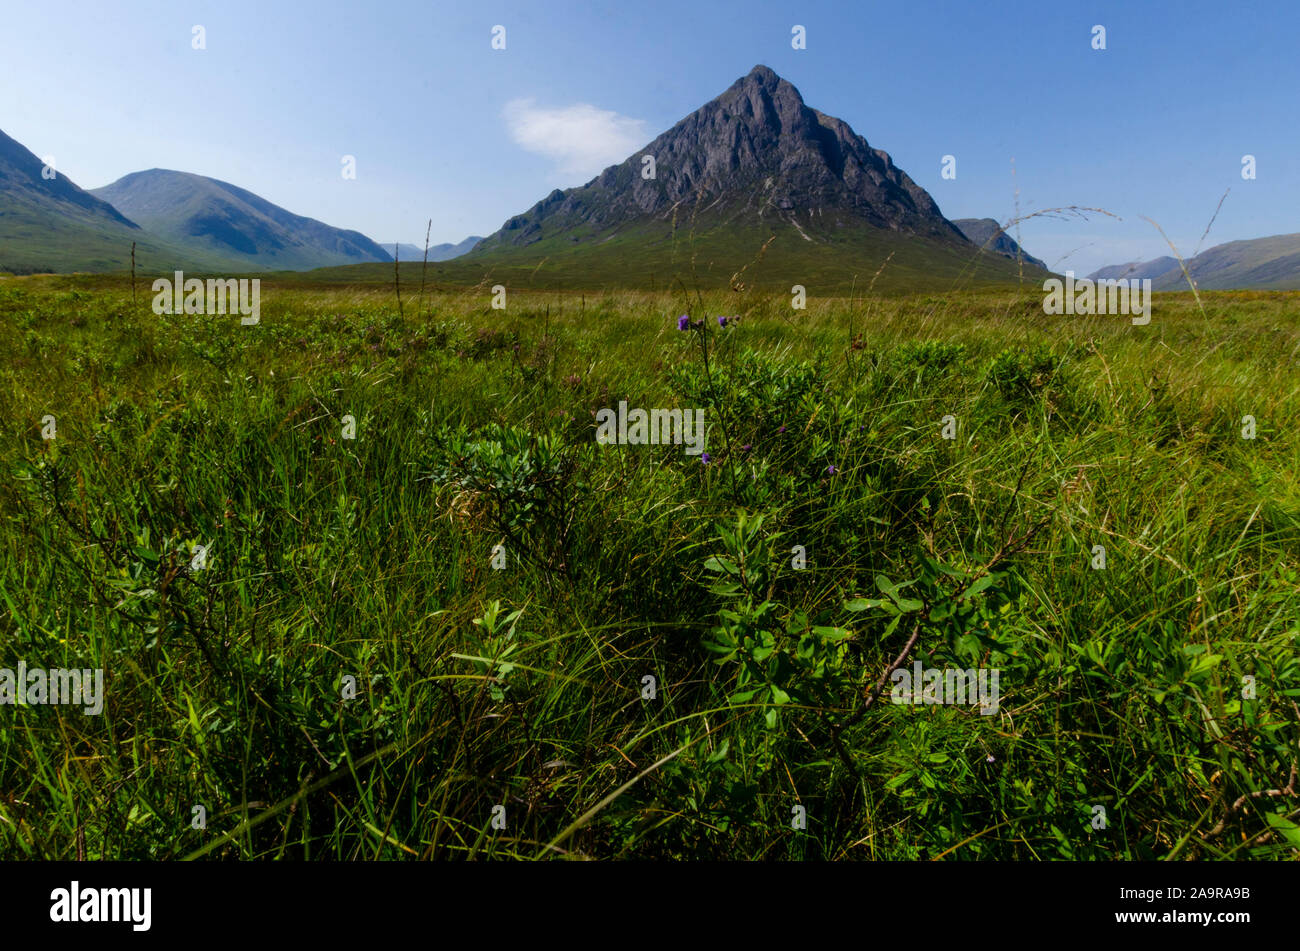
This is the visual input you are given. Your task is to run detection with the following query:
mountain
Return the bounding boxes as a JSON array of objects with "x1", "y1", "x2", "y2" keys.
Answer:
[
  {"x1": 1087, "y1": 257, "x2": 1178, "y2": 282},
  {"x1": 1088, "y1": 235, "x2": 1300, "y2": 290},
  {"x1": 91, "y1": 169, "x2": 393, "y2": 271},
  {"x1": 382, "y1": 236, "x2": 482, "y2": 262},
  {"x1": 0, "y1": 128, "x2": 218, "y2": 274},
  {"x1": 442, "y1": 65, "x2": 1042, "y2": 292},
  {"x1": 1151, "y1": 234, "x2": 1300, "y2": 290},
  {"x1": 953, "y1": 218, "x2": 1047, "y2": 271}
]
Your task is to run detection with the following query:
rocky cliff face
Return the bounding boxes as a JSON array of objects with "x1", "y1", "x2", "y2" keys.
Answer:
[
  {"x1": 476, "y1": 65, "x2": 967, "y2": 253},
  {"x1": 953, "y1": 218, "x2": 1049, "y2": 271}
]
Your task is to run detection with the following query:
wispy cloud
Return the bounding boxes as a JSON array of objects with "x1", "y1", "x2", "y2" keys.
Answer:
[{"x1": 503, "y1": 99, "x2": 648, "y2": 180}]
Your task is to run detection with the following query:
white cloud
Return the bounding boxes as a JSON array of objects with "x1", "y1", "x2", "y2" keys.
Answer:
[{"x1": 503, "y1": 98, "x2": 649, "y2": 181}]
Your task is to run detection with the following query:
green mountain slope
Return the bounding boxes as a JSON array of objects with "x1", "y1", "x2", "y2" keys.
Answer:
[
  {"x1": 1151, "y1": 233, "x2": 1300, "y2": 291},
  {"x1": 0, "y1": 128, "x2": 232, "y2": 274},
  {"x1": 302, "y1": 206, "x2": 1041, "y2": 294},
  {"x1": 91, "y1": 169, "x2": 393, "y2": 272}
]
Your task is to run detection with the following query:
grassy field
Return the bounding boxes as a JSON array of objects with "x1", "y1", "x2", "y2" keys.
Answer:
[{"x1": 0, "y1": 273, "x2": 1297, "y2": 859}]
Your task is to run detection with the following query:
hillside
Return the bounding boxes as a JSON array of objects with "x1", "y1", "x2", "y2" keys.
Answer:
[
  {"x1": 0, "y1": 128, "x2": 227, "y2": 274},
  {"x1": 1088, "y1": 235, "x2": 1300, "y2": 290},
  {"x1": 1087, "y1": 256, "x2": 1178, "y2": 282},
  {"x1": 91, "y1": 169, "x2": 393, "y2": 271},
  {"x1": 953, "y1": 218, "x2": 1048, "y2": 271},
  {"x1": 1153, "y1": 234, "x2": 1300, "y2": 290}
]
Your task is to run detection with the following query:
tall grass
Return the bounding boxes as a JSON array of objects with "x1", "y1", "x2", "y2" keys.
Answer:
[{"x1": 0, "y1": 275, "x2": 1296, "y2": 859}]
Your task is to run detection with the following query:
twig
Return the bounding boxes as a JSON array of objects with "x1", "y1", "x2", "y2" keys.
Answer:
[
  {"x1": 1205, "y1": 760, "x2": 1299, "y2": 838},
  {"x1": 861, "y1": 618, "x2": 924, "y2": 713},
  {"x1": 418, "y1": 220, "x2": 431, "y2": 319},
  {"x1": 393, "y1": 243, "x2": 403, "y2": 318}
]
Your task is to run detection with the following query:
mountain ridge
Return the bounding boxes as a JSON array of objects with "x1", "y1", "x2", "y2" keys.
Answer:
[
  {"x1": 952, "y1": 218, "x2": 1048, "y2": 271},
  {"x1": 0, "y1": 128, "x2": 222, "y2": 274},
  {"x1": 1088, "y1": 235, "x2": 1300, "y2": 290},
  {"x1": 383, "y1": 236, "x2": 483, "y2": 262},
  {"x1": 91, "y1": 169, "x2": 394, "y2": 271}
]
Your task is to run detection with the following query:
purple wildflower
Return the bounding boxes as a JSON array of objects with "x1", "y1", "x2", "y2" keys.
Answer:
[
  {"x1": 777, "y1": 425, "x2": 787, "y2": 435},
  {"x1": 741, "y1": 444, "x2": 752, "y2": 452},
  {"x1": 717, "y1": 315, "x2": 728, "y2": 327},
  {"x1": 701, "y1": 453, "x2": 712, "y2": 465},
  {"x1": 826, "y1": 465, "x2": 837, "y2": 475},
  {"x1": 677, "y1": 314, "x2": 690, "y2": 331}
]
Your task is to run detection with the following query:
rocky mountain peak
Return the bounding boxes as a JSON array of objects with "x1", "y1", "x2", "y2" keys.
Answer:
[{"x1": 476, "y1": 66, "x2": 965, "y2": 253}]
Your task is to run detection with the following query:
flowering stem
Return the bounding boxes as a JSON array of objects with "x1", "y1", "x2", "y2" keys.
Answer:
[{"x1": 694, "y1": 309, "x2": 739, "y2": 502}]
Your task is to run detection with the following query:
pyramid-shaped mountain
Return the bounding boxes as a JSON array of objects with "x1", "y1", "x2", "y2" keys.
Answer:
[{"x1": 463, "y1": 66, "x2": 1042, "y2": 291}]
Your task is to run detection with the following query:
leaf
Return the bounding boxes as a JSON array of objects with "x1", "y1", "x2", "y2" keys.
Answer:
[
  {"x1": 704, "y1": 555, "x2": 740, "y2": 575},
  {"x1": 885, "y1": 771, "x2": 912, "y2": 791},
  {"x1": 844, "y1": 598, "x2": 885, "y2": 612},
  {"x1": 960, "y1": 572, "x2": 1000, "y2": 601},
  {"x1": 1265, "y1": 812, "x2": 1300, "y2": 848}
]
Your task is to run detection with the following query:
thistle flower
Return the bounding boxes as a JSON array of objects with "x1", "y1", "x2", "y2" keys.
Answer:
[
  {"x1": 677, "y1": 314, "x2": 690, "y2": 331},
  {"x1": 717, "y1": 315, "x2": 728, "y2": 327}
]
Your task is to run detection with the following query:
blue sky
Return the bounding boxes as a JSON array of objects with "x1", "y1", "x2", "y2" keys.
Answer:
[{"x1": 2, "y1": 0, "x2": 1296, "y2": 274}]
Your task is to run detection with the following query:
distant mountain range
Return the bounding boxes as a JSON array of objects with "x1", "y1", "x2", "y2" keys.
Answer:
[
  {"x1": 1087, "y1": 257, "x2": 1180, "y2": 282},
  {"x1": 382, "y1": 236, "x2": 482, "y2": 262},
  {"x1": 457, "y1": 65, "x2": 1042, "y2": 291},
  {"x1": 952, "y1": 218, "x2": 1048, "y2": 271},
  {"x1": 0, "y1": 128, "x2": 209, "y2": 274},
  {"x1": 0, "y1": 128, "x2": 472, "y2": 275},
  {"x1": 1088, "y1": 234, "x2": 1300, "y2": 290},
  {"x1": 89, "y1": 169, "x2": 392, "y2": 271},
  {"x1": 10, "y1": 81, "x2": 1297, "y2": 291}
]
